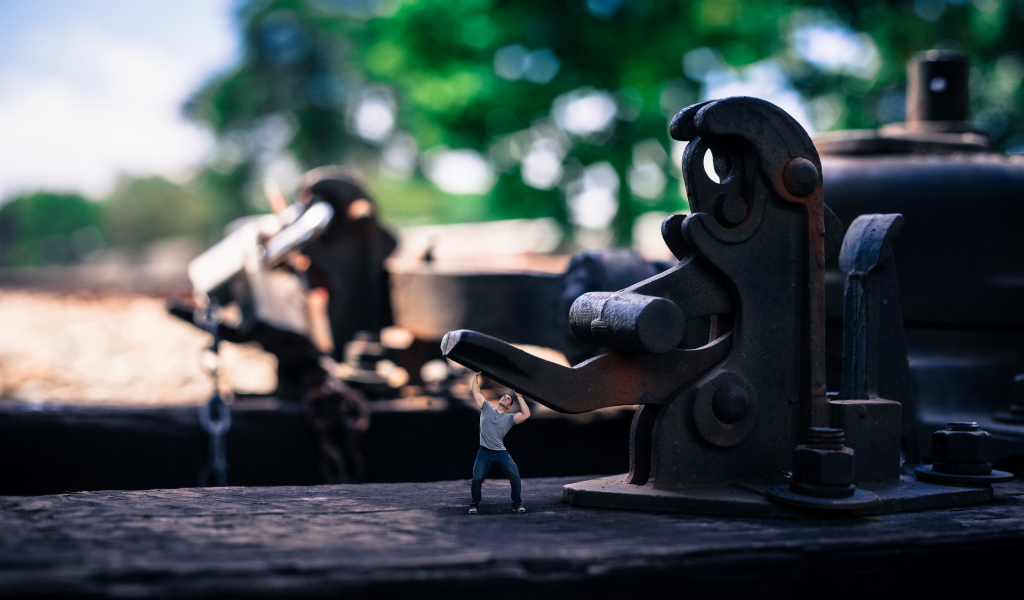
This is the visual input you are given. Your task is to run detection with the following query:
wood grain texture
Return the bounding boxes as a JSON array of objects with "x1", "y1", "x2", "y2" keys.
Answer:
[{"x1": 2, "y1": 477, "x2": 1024, "y2": 598}]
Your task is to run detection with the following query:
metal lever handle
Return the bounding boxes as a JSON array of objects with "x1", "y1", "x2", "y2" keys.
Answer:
[
  {"x1": 569, "y1": 293, "x2": 685, "y2": 354},
  {"x1": 442, "y1": 329, "x2": 731, "y2": 414},
  {"x1": 568, "y1": 251, "x2": 734, "y2": 354}
]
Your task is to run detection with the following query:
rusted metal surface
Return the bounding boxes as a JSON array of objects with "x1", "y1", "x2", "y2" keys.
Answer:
[
  {"x1": 443, "y1": 95, "x2": 1005, "y2": 516},
  {"x1": 444, "y1": 97, "x2": 836, "y2": 512},
  {"x1": 441, "y1": 330, "x2": 729, "y2": 414}
]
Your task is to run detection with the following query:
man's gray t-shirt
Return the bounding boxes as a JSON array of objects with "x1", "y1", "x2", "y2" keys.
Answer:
[{"x1": 479, "y1": 401, "x2": 516, "y2": 451}]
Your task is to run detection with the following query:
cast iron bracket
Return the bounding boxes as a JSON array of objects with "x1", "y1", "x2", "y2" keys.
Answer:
[{"x1": 442, "y1": 97, "x2": 994, "y2": 517}]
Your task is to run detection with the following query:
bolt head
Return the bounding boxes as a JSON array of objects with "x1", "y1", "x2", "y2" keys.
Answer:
[
  {"x1": 933, "y1": 427, "x2": 992, "y2": 464},
  {"x1": 715, "y1": 193, "x2": 747, "y2": 226},
  {"x1": 792, "y1": 445, "x2": 854, "y2": 487},
  {"x1": 782, "y1": 157, "x2": 819, "y2": 197},
  {"x1": 712, "y1": 383, "x2": 748, "y2": 424}
]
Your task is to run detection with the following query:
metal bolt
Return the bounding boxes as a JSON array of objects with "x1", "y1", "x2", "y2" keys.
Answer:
[
  {"x1": 932, "y1": 422, "x2": 993, "y2": 475},
  {"x1": 805, "y1": 427, "x2": 846, "y2": 450},
  {"x1": 789, "y1": 427, "x2": 856, "y2": 498},
  {"x1": 946, "y1": 422, "x2": 980, "y2": 431},
  {"x1": 712, "y1": 383, "x2": 748, "y2": 424},
  {"x1": 782, "y1": 157, "x2": 819, "y2": 197}
]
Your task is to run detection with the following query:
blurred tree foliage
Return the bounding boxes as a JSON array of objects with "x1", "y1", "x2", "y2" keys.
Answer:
[
  {"x1": 0, "y1": 193, "x2": 104, "y2": 266},
  {"x1": 9, "y1": 0, "x2": 1023, "y2": 266},
  {"x1": 104, "y1": 177, "x2": 210, "y2": 249},
  {"x1": 184, "y1": 0, "x2": 1024, "y2": 245},
  {"x1": 0, "y1": 173, "x2": 249, "y2": 266}
]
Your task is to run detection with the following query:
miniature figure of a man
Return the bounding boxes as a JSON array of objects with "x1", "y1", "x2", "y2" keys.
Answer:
[{"x1": 468, "y1": 373, "x2": 531, "y2": 514}]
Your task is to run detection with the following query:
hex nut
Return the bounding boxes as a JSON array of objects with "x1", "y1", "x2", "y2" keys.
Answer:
[
  {"x1": 792, "y1": 445, "x2": 855, "y2": 487},
  {"x1": 933, "y1": 428, "x2": 992, "y2": 464}
]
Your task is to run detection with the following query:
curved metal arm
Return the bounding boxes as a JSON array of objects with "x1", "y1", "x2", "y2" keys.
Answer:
[{"x1": 442, "y1": 329, "x2": 731, "y2": 414}]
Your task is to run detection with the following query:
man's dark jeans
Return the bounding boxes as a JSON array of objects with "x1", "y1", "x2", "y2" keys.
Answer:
[{"x1": 470, "y1": 447, "x2": 522, "y2": 509}]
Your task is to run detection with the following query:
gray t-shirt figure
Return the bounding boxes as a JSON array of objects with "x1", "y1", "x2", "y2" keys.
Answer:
[
  {"x1": 479, "y1": 400, "x2": 515, "y2": 451},
  {"x1": 468, "y1": 373, "x2": 531, "y2": 514}
]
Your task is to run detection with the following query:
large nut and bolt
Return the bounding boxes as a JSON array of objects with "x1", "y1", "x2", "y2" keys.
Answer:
[
  {"x1": 770, "y1": 427, "x2": 880, "y2": 510},
  {"x1": 932, "y1": 422, "x2": 993, "y2": 475},
  {"x1": 789, "y1": 428, "x2": 856, "y2": 499}
]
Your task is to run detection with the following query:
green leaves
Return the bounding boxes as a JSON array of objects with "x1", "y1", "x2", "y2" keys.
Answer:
[{"x1": 181, "y1": 0, "x2": 1024, "y2": 244}]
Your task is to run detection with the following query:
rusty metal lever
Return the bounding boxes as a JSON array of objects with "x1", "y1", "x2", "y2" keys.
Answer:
[{"x1": 442, "y1": 329, "x2": 730, "y2": 414}]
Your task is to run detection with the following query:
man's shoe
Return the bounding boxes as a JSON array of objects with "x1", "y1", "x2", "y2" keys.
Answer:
[
  {"x1": 513, "y1": 506, "x2": 526, "y2": 513},
  {"x1": 468, "y1": 507, "x2": 478, "y2": 514}
]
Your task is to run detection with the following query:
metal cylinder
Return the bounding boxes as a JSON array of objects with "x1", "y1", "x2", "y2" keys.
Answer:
[
  {"x1": 569, "y1": 292, "x2": 684, "y2": 354},
  {"x1": 906, "y1": 50, "x2": 970, "y2": 127}
]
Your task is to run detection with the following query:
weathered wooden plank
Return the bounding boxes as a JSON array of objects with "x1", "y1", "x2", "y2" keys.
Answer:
[{"x1": 1, "y1": 477, "x2": 1024, "y2": 598}]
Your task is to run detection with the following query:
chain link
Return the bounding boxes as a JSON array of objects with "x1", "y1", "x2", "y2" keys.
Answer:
[{"x1": 197, "y1": 298, "x2": 232, "y2": 487}]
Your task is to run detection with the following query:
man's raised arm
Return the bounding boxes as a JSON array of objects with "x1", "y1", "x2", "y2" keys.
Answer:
[
  {"x1": 513, "y1": 391, "x2": 531, "y2": 424},
  {"x1": 470, "y1": 373, "x2": 486, "y2": 409}
]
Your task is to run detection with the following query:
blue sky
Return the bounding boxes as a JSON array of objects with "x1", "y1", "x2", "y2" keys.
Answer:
[{"x1": 0, "y1": 0, "x2": 240, "y2": 200}]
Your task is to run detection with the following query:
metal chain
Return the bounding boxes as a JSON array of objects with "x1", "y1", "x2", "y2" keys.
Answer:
[{"x1": 197, "y1": 298, "x2": 232, "y2": 487}]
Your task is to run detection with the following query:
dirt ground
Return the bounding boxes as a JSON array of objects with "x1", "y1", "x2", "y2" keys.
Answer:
[{"x1": 0, "y1": 289, "x2": 277, "y2": 406}]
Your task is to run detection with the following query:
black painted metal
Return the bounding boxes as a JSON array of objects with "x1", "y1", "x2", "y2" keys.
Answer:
[
  {"x1": 915, "y1": 422, "x2": 1013, "y2": 484},
  {"x1": 768, "y1": 427, "x2": 881, "y2": 510},
  {"x1": 906, "y1": 50, "x2": 972, "y2": 128},
  {"x1": 0, "y1": 401, "x2": 634, "y2": 496},
  {"x1": 446, "y1": 97, "x2": 828, "y2": 500},
  {"x1": 171, "y1": 174, "x2": 397, "y2": 401},
  {"x1": 817, "y1": 51, "x2": 1024, "y2": 466},
  {"x1": 837, "y1": 213, "x2": 920, "y2": 465},
  {"x1": 303, "y1": 177, "x2": 398, "y2": 357}
]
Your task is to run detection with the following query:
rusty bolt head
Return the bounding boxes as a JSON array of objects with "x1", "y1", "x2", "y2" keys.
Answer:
[
  {"x1": 933, "y1": 422, "x2": 992, "y2": 464},
  {"x1": 782, "y1": 157, "x2": 819, "y2": 197},
  {"x1": 792, "y1": 444, "x2": 855, "y2": 487}
]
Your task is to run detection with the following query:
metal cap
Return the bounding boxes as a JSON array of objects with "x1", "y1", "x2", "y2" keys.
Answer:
[{"x1": 906, "y1": 50, "x2": 971, "y2": 129}]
